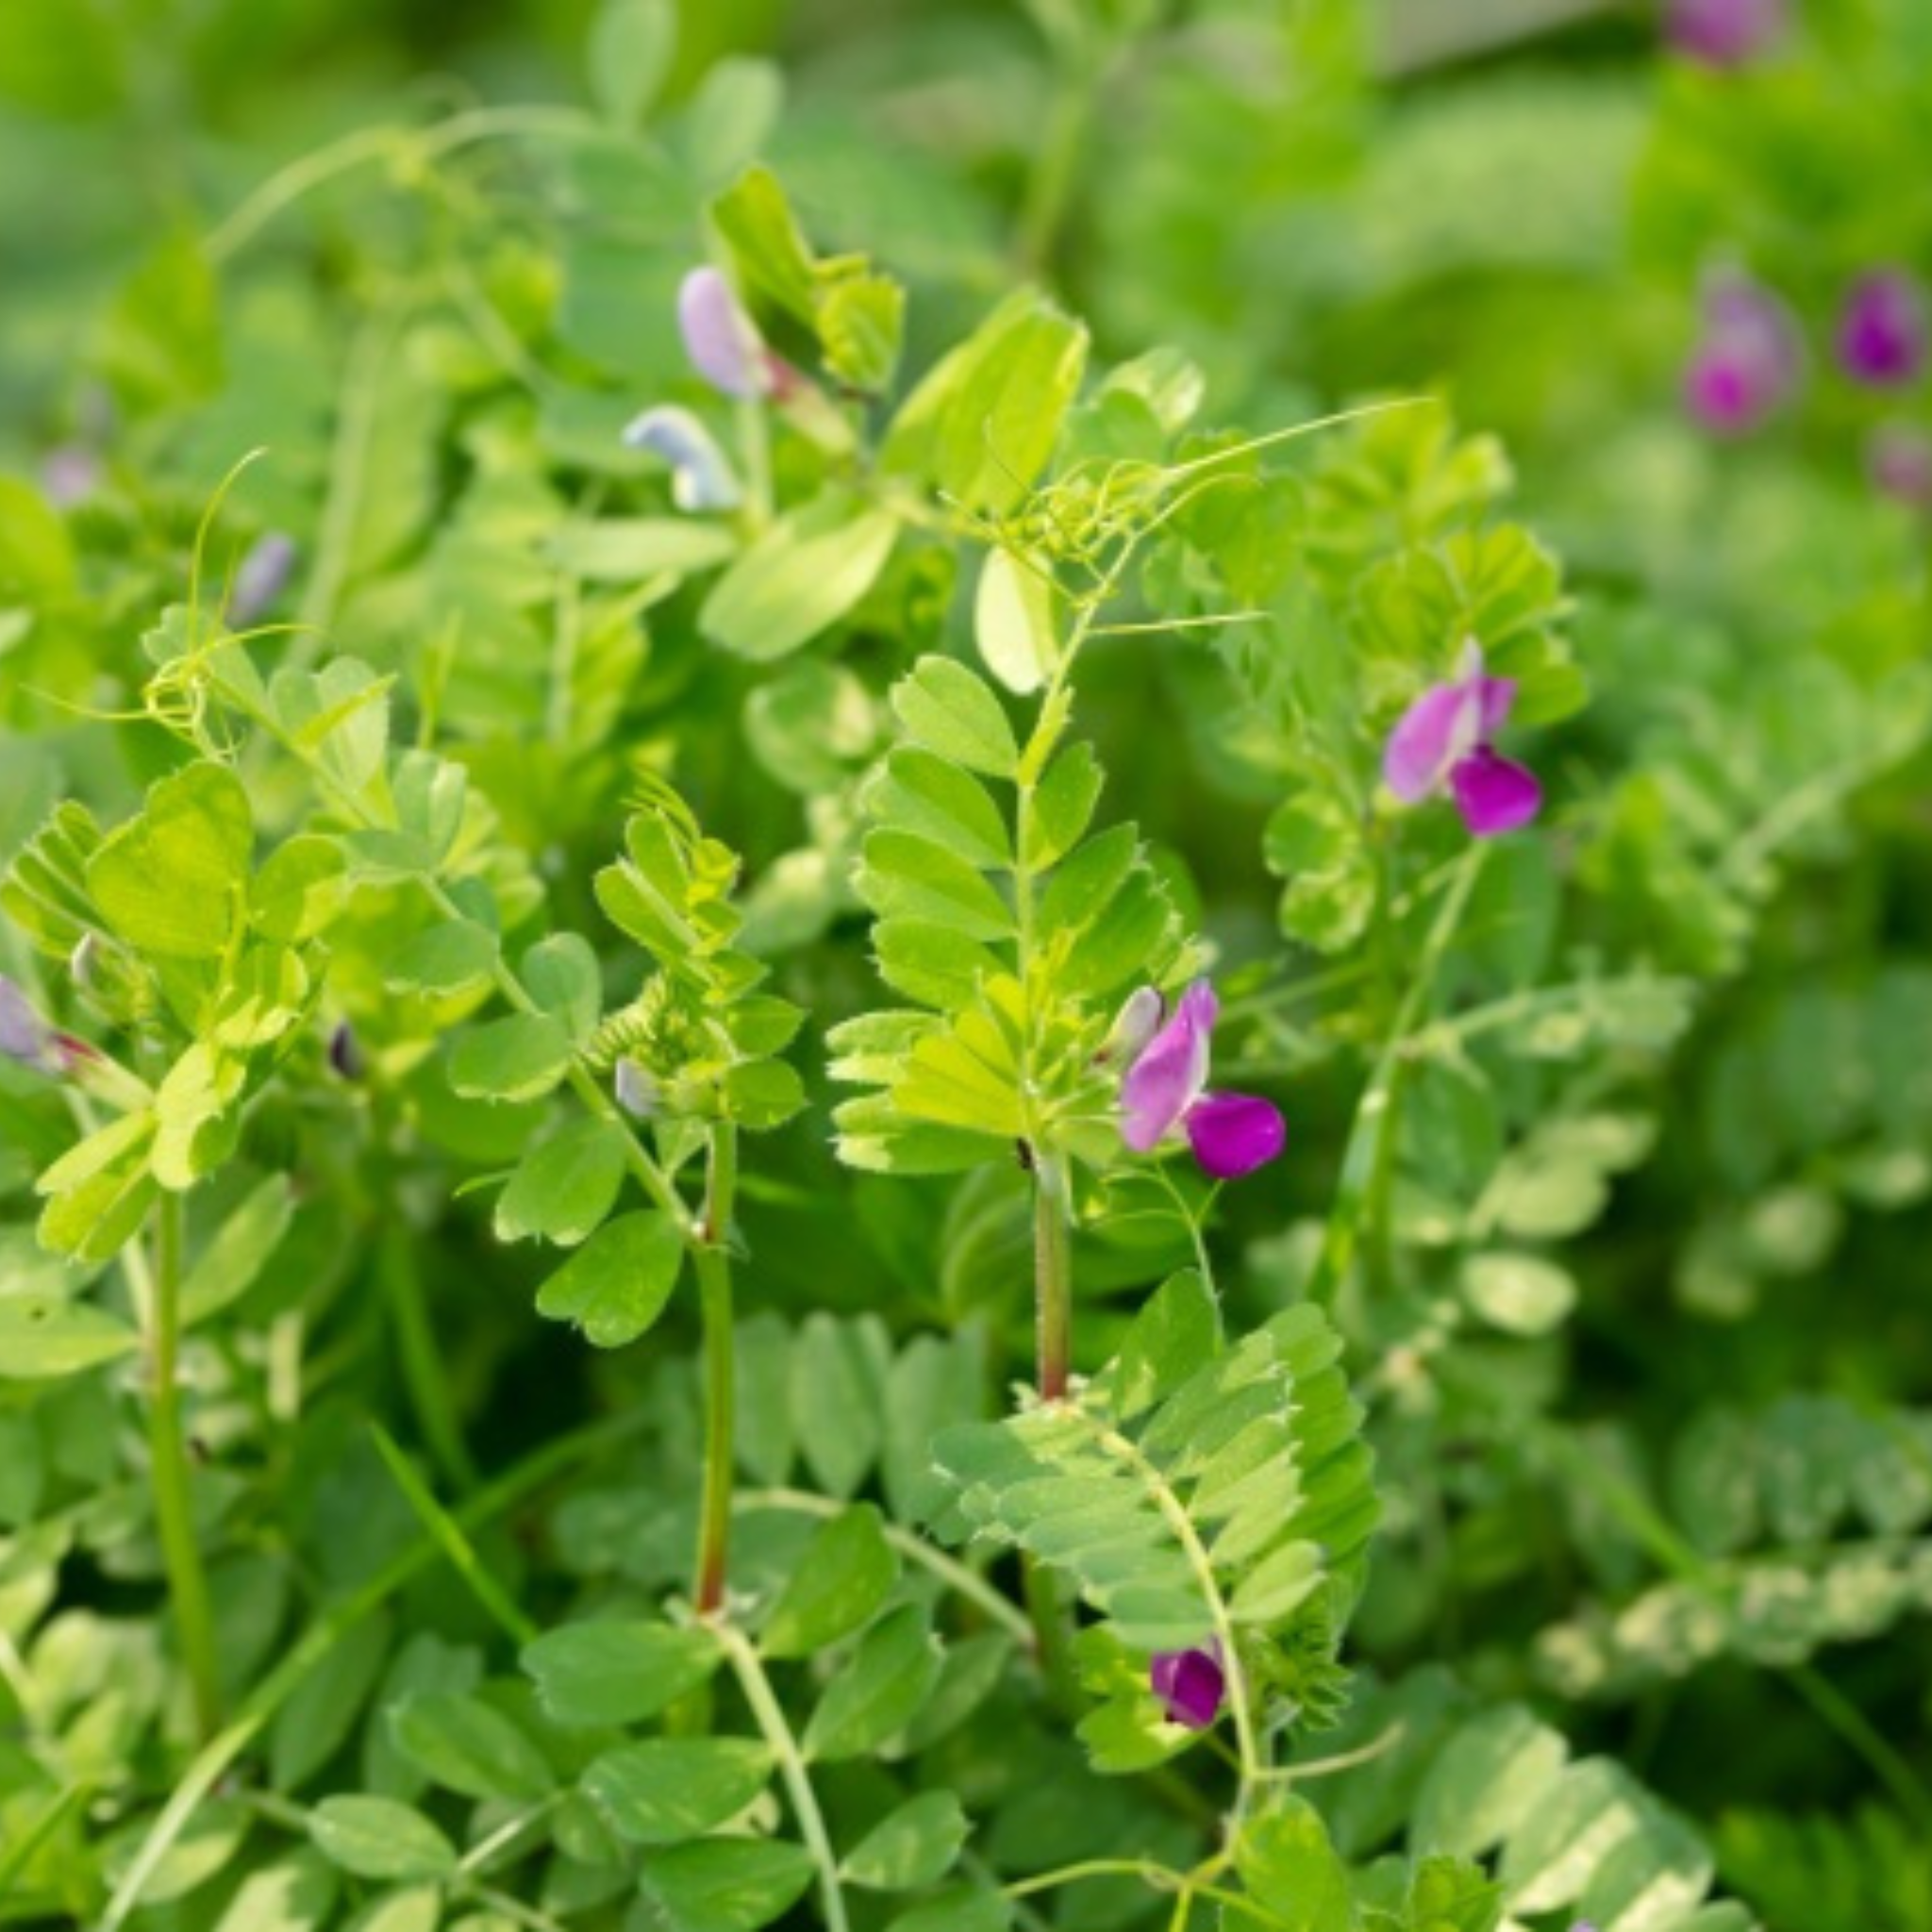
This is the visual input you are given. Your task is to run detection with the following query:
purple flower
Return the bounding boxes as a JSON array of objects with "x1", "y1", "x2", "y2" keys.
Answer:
[
  {"x1": 1869, "y1": 424, "x2": 1932, "y2": 508},
  {"x1": 679, "y1": 267, "x2": 783, "y2": 401},
  {"x1": 0, "y1": 975, "x2": 95, "y2": 1079},
  {"x1": 42, "y1": 444, "x2": 100, "y2": 508},
  {"x1": 1384, "y1": 641, "x2": 1542, "y2": 838},
  {"x1": 1150, "y1": 1641, "x2": 1224, "y2": 1729},
  {"x1": 228, "y1": 532, "x2": 298, "y2": 627},
  {"x1": 1665, "y1": 0, "x2": 1786, "y2": 65},
  {"x1": 1838, "y1": 272, "x2": 1927, "y2": 388},
  {"x1": 622, "y1": 405, "x2": 742, "y2": 512},
  {"x1": 1684, "y1": 273, "x2": 1802, "y2": 434},
  {"x1": 1120, "y1": 981, "x2": 1286, "y2": 1181}
]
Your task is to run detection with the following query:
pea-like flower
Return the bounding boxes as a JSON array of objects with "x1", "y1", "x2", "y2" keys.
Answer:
[
  {"x1": 1838, "y1": 272, "x2": 1927, "y2": 388},
  {"x1": 228, "y1": 532, "x2": 298, "y2": 627},
  {"x1": 1119, "y1": 982, "x2": 1286, "y2": 1181},
  {"x1": 615, "y1": 1058, "x2": 661, "y2": 1119},
  {"x1": 679, "y1": 267, "x2": 792, "y2": 401},
  {"x1": 1665, "y1": 0, "x2": 1786, "y2": 65},
  {"x1": 1383, "y1": 641, "x2": 1542, "y2": 838},
  {"x1": 622, "y1": 405, "x2": 743, "y2": 513},
  {"x1": 1684, "y1": 272, "x2": 1802, "y2": 435},
  {"x1": 0, "y1": 975, "x2": 96, "y2": 1079},
  {"x1": 1150, "y1": 1641, "x2": 1224, "y2": 1730}
]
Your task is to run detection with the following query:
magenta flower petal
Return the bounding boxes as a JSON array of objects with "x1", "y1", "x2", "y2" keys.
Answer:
[
  {"x1": 1183, "y1": 1091, "x2": 1286, "y2": 1180},
  {"x1": 1666, "y1": 0, "x2": 1786, "y2": 65},
  {"x1": 1150, "y1": 1644, "x2": 1225, "y2": 1729},
  {"x1": 678, "y1": 268, "x2": 769, "y2": 400},
  {"x1": 1685, "y1": 273, "x2": 1802, "y2": 433},
  {"x1": 1449, "y1": 747, "x2": 1542, "y2": 837},
  {"x1": 1384, "y1": 679, "x2": 1482, "y2": 803},
  {"x1": 1121, "y1": 981, "x2": 1216, "y2": 1152},
  {"x1": 1839, "y1": 272, "x2": 1928, "y2": 388}
]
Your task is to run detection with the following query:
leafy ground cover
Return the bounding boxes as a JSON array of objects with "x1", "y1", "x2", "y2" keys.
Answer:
[{"x1": 2, "y1": 2, "x2": 1929, "y2": 1928}]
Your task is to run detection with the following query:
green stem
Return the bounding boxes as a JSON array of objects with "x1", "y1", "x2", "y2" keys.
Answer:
[
  {"x1": 1305, "y1": 846, "x2": 1486, "y2": 1310},
  {"x1": 693, "y1": 1123, "x2": 740, "y2": 1616},
  {"x1": 1017, "y1": 53, "x2": 1095, "y2": 276},
  {"x1": 1033, "y1": 1149, "x2": 1074, "y2": 1400},
  {"x1": 715, "y1": 1624, "x2": 851, "y2": 1932},
  {"x1": 147, "y1": 1191, "x2": 222, "y2": 1740},
  {"x1": 377, "y1": 1221, "x2": 476, "y2": 1491}
]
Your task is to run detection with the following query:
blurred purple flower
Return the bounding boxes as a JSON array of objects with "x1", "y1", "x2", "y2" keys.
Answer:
[
  {"x1": 1868, "y1": 424, "x2": 1932, "y2": 508},
  {"x1": 1665, "y1": 0, "x2": 1786, "y2": 65},
  {"x1": 228, "y1": 532, "x2": 298, "y2": 627},
  {"x1": 615, "y1": 1058, "x2": 660, "y2": 1119},
  {"x1": 1684, "y1": 273, "x2": 1802, "y2": 434},
  {"x1": 1384, "y1": 641, "x2": 1542, "y2": 838},
  {"x1": 1838, "y1": 272, "x2": 1927, "y2": 388},
  {"x1": 679, "y1": 267, "x2": 783, "y2": 400},
  {"x1": 1120, "y1": 981, "x2": 1286, "y2": 1181},
  {"x1": 42, "y1": 445, "x2": 100, "y2": 508},
  {"x1": 622, "y1": 405, "x2": 743, "y2": 512},
  {"x1": 0, "y1": 975, "x2": 96, "y2": 1079},
  {"x1": 1150, "y1": 1641, "x2": 1224, "y2": 1729}
]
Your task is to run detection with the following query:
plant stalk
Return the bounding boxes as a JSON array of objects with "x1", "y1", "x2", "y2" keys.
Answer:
[
  {"x1": 1033, "y1": 1149, "x2": 1074, "y2": 1400},
  {"x1": 693, "y1": 1122, "x2": 740, "y2": 1615},
  {"x1": 146, "y1": 1192, "x2": 223, "y2": 1740}
]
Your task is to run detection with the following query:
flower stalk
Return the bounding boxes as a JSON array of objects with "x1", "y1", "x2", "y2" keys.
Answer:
[
  {"x1": 145, "y1": 1192, "x2": 223, "y2": 1740},
  {"x1": 1032, "y1": 1147, "x2": 1074, "y2": 1403},
  {"x1": 692, "y1": 1121, "x2": 740, "y2": 1615}
]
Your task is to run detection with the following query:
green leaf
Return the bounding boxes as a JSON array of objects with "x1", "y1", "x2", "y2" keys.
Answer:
[
  {"x1": 87, "y1": 761, "x2": 253, "y2": 961},
  {"x1": 820, "y1": 275, "x2": 905, "y2": 392},
  {"x1": 792, "y1": 1313, "x2": 891, "y2": 1498},
  {"x1": 1038, "y1": 823, "x2": 1138, "y2": 944},
  {"x1": 857, "y1": 830, "x2": 1015, "y2": 941},
  {"x1": 548, "y1": 518, "x2": 739, "y2": 581},
  {"x1": 389, "y1": 1692, "x2": 556, "y2": 1803},
  {"x1": 308, "y1": 1796, "x2": 456, "y2": 1884},
  {"x1": 760, "y1": 1505, "x2": 900, "y2": 1659},
  {"x1": 449, "y1": 1015, "x2": 575, "y2": 1104},
  {"x1": 803, "y1": 1604, "x2": 942, "y2": 1761},
  {"x1": 522, "y1": 1621, "x2": 722, "y2": 1728},
  {"x1": 583, "y1": 1738, "x2": 774, "y2": 1844},
  {"x1": 250, "y1": 836, "x2": 346, "y2": 944},
  {"x1": 884, "y1": 1888, "x2": 1012, "y2": 1932},
  {"x1": 635, "y1": 1838, "x2": 816, "y2": 1932},
  {"x1": 1460, "y1": 1252, "x2": 1577, "y2": 1337},
  {"x1": 974, "y1": 548, "x2": 1059, "y2": 696},
  {"x1": 700, "y1": 490, "x2": 899, "y2": 660},
  {"x1": 181, "y1": 1174, "x2": 292, "y2": 1324},
  {"x1": 1413, "y1": 1707, "x2": 1569, "y2": 1860},
  {"x1": 270, "y1": 1612, "x2": 391, "y2": 1795},
  {"x1": 0, "y1": 1294, "x2": 142, "y2": 1379},
  {"x1": 151, "y1": 1042, "x2": 246, "y2": 1189},
  {"x1": 535, "y1": 1209, "x2": 684, "y2": 1348},
  {"x1": 211, "y1": 1852, "x2": 340, "y2": 1932},
  {"x1": 1024, "y1": 742, "x2": 1102, "y2": 870},
  {"x1": 1110, "y1": 1270, "x2": 1220, "y2": 1421},
  {"x1": 494, "y1": 1119, "x2": 628, "y2": 1247},
  {"x1": 891, "y1": 658, "x2": 1020, "y2": 779},
  {"x1": 588, "y1": 0, "x2": 675, "y2": 130},
  {"x1": 33, "y1": 1111, "x2": 158, "y2": 1262},
  {"x1": 1265, "y1": 790, "x2": 1376, "y2": 956},
  {"x1": 386, "y1": 921, "x2": 499, "y2": 1000},
  {"x1": 883, "y1": 291, "x2": 1089, "y2": 514},
  {"x1": 1235, "y1": 1795, "x2": 1352, "y2": 1932},
  {"x1": 874, "y1": 919, "x2": 1004, "y2": 1010},
  {"x1": 842, "y1": 1791, "x2": 970, "y2": 1890},
  {"x1": 865, "y1": 750, "x2": 1011, "y2": 871}
]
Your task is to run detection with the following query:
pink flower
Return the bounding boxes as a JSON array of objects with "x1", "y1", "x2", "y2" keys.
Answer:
[
  {"x1": 677, "y1": 267, "x2": 800, "y2": 402},
  {"x1": 1383, "y1": 641, "x2": 1542, "y2": 838},
  {"x1": 1869, "y1": 424, "x2": 1932, "y2": 508},
  {"x1": 1120, "y1": 982, "x2": 1285, "y2": 1181},
  {"x1": 1838, "y1": 272, "x2": 1928, "y2": 388},
  {"x1": 1665, "y1": 0, "x2": 1786, "y2": 66},
  {"x1": 1683, "y1": 273, "x2": 1802, "y2": 435},
  {"x1": 1150, "y1": 1641, "x2": 1224, "y2": 1729}
]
